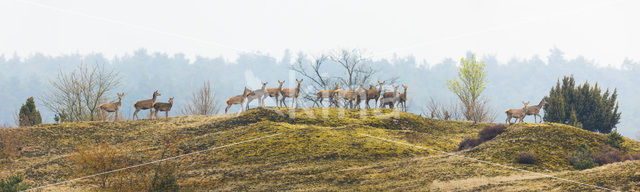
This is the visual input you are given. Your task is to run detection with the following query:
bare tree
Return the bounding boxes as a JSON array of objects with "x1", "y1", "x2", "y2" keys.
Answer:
[
  {"x1": 422, "y1": 97, "x2": 462, "y2": 121},
  {"x1": 181, "y1": 81, "x2": 219, "y2": 115},
  {"x1": 291, "y1": 49, "x2": 393, "y2": 104},
  {"x1": 331, "y1": 49, "x2": 376, "y2": 90},
  {"x1": 42, "y1": 62, "x2": 121, "y2": 122}
]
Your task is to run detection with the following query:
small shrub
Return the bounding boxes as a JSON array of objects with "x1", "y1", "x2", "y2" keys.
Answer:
[
  {"x1": 0, "y1": 174, "x2": 28, "y2": 192},
  {"x1": 458, "y1": 138, "x2": 482, "y2": 150},
  {"x1": 592, "y1": 144, "x2": 640, "y2": 165},
  {"x1": 605, "y1": 130, "x2": 625, "y2": 150},
  {"x1": 516, "y1": 152, "x2": 537, "y2": 164},
  {"x1": 478, "y1": 124, "x2": 506, "y2": 141},
  {"x1": 569, "y1": 143, "x2": 597, "y2": 170},
  {"x1": 18, "y1": 97, "x2": 42, "y2": 127}
]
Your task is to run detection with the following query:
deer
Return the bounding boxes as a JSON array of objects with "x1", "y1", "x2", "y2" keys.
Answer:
[
  {"x1": 225, "y1": 87, "x2": 253, "y2": 114},
  {"x1": 280, "y1": 79, "x2": 303, "y2": 108},
  {"x1": 265, "y1": 80, "x2": 285, "y2": 107},
  {"x1": 153, "y1": 97, "x2": 174, "y2": 120},
  {"x1": 364, "y1": 81, "x2": 385, "y2": 109},
  {"x1": 524, "y1": 99, "x2": 548, "y2": 123},
  {"x1": 246, "y1": 82, "x2": 268, "y2": 110},
  {"x1": 505, "y1": 101, "x2": 529, "y2": 124},
  {"x1": 379, "y1": 85, "x2": 399, "y2": 109},
  {"x1": 354, "y1": 84, "x2": 368, "y2": 109},
  {"x1": 332, "y1": 87, "x2": 355, "y2": 108},
  {"x1": 98, "y1": 93, "x2": 124, "y2": 122},
  {"x1": 396, "y1": 84, "x2": 408, "y2": 112},
  {"x1": 313, "y1": 82, "x2": 340, "y2": 107},
  {"x1": 133, "y1": 90, "x2": 160, "y2": 120}
]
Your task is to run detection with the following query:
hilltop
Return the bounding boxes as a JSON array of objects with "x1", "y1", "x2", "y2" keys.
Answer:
[{"x1": 0, "y1": 107, "x2": 639, "y2": 191}]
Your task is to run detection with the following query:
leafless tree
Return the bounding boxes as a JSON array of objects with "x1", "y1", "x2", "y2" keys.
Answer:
[
  {"x1": 181, "y1": 81, "x2": 219, "y2": 115},
  {"x1": 422, "y1": 97, "x2": 462, "y2": 121},
  {"x1": 291, "y1": 49, "x2": 395, "y2": 104},
  {"x1": 42, "y1": 62, "x2": 121, "y2": 122}
]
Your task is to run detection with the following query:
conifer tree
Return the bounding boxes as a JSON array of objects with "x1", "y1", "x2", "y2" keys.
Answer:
[{"x1": 18, "y1": 97, "x2": 42, "y2": 126}]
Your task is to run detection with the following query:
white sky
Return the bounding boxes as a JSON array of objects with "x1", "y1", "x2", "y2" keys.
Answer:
[{"x1": 0, "y1": 0, "x2": 638, "y2": 67}]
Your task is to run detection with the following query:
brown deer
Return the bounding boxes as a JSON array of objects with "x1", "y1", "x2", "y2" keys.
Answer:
[
  {"x1": 365, "y1": 81, "x2": 385, "y2": 108},
  {"x1": 379, "y1": 85, "x2": 399, "y2": 109},
  {"x1": 265, "y1": 80, "x2": 285, "y2": 107},
  {"x1": 332, "y1": 87, "x2": 354, "y2": 108},
  {"x1": 313, "y1": 82, "x2": 340, "y2": 107},
  {"x1": 280, "y1": 79, "x2": 303, "y2": 108},
  {"x1": 246, "y1": 82, "x2": 268, "y2": 110},
  {"x1": 505, "y1": 101, "x2": 529, "y2": 124},
  {"x1": 133, "y1": 90, "x2": 160, "y2": 120},
  {"x1": 153, "y1": 97, "x2": 174, "y2": 119},
  {"x1": 98, "y1": 93, "x2": 124, "y2": 122},
  {"x1": 524, "y1": 99, "x2": 548, "y2": 123},
  {"x1": 354, "y1": 84, "x2": 368, "y2": 109},
  {"x1": 225, "y1": 87, "x2": 253, "y2": 114},
  {"x1": 396, "y1": 84, "x2": 408, "y2": 111}
]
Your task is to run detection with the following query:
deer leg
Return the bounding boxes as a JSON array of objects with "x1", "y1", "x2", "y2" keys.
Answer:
[
  {"x1": 165, "y1": 111, "x2": 168, "y2": 119},
  {"x1": 225, "y1": 104, "x2": 231, "y2": 114}
]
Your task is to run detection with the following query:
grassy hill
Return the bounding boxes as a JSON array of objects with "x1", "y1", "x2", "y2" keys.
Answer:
[{"x1": 0, "y1": 107, "x2": 638, "y2": 191}]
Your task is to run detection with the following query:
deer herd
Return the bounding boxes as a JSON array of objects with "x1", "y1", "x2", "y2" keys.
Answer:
[
  {"x1": 223, "y1": 80, "x2": 409, "y2": 114},
  {"x1": 97, "y1": 79, "x2": 547, "y2": 125}
]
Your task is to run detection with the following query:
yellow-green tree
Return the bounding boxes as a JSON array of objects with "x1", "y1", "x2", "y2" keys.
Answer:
[{"x1": 447, "y1": 54, "x2": 493, "y2": 122}]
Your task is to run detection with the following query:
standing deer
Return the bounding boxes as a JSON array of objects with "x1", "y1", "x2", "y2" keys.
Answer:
[
  {"x1": 313, "y1": 82, "x2": 340, "y2": 107},
  {"x1": 153, "y1": 97, "x2": 174, "y2": 120},
  {"x1": 365, "y1": 81, "x2": 385, "y2": 109},
  {"x1": 280, "y1": 79, "x2": 303, "y2": 108},
  {"x1": 505, "y1": 101, "x2": 529, "y2": 124},
  {"x1": 354, "y1": 84, "x2": 368, "y2": 109},
  {"x1": 225, "y1": 87, "x2": 253, "y2": 114},
  {"x1": 379, "y1": 85, "x2": 399, "y2": 109},
  {"x1": 332, "y1": 87, "x2": 355, "y2": 108},
  {"x1": 266, "y1": 80, "x2": 285, "y2": 107},
  {"x1": 246, "y1": 82, "x2": 268, "y2": 110},
  {"x1": 396, "y1": 84, "x2": 408, "y2": 112},
  {"x1": 133, "y1": 90, "x2": 160, "y2": 120},
  {"x1": 524, "y1": 99, "x2": 548, "y2": 123},
  {"x1": 98, "y1": 93, "x2": 124, "y2": 122}
]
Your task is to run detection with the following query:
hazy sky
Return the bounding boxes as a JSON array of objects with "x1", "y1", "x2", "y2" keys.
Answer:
[{"x1": 1, "y1": 0, "x2": 638, "y2": 67}]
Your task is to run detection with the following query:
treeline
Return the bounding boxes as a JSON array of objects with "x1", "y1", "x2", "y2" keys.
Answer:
[{"x1": 0, "y1": 48, "x2": 639, "y2": 137}]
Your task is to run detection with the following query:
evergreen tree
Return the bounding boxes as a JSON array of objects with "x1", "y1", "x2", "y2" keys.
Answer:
[
  {"x1": 18, "y1": 97, "x2": 42, "y2": 126},
  {"x1": 543, "y1": 76, "x2": 621, "y2": 133}
]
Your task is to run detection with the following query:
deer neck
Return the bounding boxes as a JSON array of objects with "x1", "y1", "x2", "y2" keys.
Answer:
[
  {"x1": 537, "y1": 100, "x2": 545, "y2": 108},
  {"x1": 152, "y1": 95, "x2": 158, "y2": 103}
]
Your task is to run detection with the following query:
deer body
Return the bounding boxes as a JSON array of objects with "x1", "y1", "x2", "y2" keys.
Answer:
[
  {"x1": 365, "y1": 81, "x2": 384, "y2": 109},
  {"x1": 265, "y1": 80, "x2": 285, "y2": 107},
  {"x1": 153, "y1": 97, "x2": 174, "y2": 119},
  {"x1": 396, "y1": 85, "x2": 408, "y2": 111},
  {"x1": 380, "y1": 85, "x2": 399, "y2": 109},
  {"x1": 133, "y1": 90, "x2": 160, "y2": 120},
  {"x1": 354, "y1": 85, "x2": 368, "y2": 109},
  {"x1": 99, "y1": 93, "x2": 124, "y2": 122},
  {"x1": 525, "y1": 99, "x2": 548, "y2": 123},
  {"x1": 280, "y1": 79, "x2": 303, "y2": 108},
  {"x1": 246, "y1": 82, "x2": 268, "y2": 110},
  {"x1": 505, "y1": 101, "x2": 529, "y2": 124},
  {"x1": 313, "y1": 83, "x2": 340, "y2": 107},
  {"x1": 225, "y1": 87, "x2": 252, "y2": 114}
]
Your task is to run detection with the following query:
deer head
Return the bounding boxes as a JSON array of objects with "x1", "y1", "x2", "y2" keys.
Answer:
[
  {"x1": 261, "y1": 82, "x2": 268, "y2": 90},
  {"x1": 117, "y1": 93, "x2": 124, "y2": 102},
  {"x1": 277, "y1": 80, "x2": 285, "y2": 89},
  {"x1": 169, "y1": 97, "x2": 174, "y2": 104},
  {"x1": 522, "y1": 101, "x2": 530, "y2": 108}
]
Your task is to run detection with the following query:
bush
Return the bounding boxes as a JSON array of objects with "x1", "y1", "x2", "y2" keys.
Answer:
[
  {"x1": 478, "y1": 124, "x2": 506, "y2": 141},
  {"x1": 516, "y1": 152, "x2": 537, "y2": 164},
  {"x1": 569, "y1": 143, "x2": 597, "y2": 170},
  {"x1": 0, "y1": 174, "x2": 28, "y2": 192},
  {"x1": 18, "y1": 97, "x2": 42, "y2": 126},
  {"x1": 605, "y1": 130, "x2": 625, "y2": 150},
  {"x1": 458, "y1": 138, "x2": 482, "y2": 150},
  {"x1": 592, "y1": 145, "x2": 640, "y2": 165},
  {"x1": 458, "y1": 124, "x2": 507, "y2": 150}
]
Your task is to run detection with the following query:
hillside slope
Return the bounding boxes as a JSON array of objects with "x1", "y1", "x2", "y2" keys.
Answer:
[{"x1": 0, "y1": 107, "x2": 638, "y2": 191}]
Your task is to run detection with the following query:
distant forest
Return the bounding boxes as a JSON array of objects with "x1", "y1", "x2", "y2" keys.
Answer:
[{"x1": 1, "y1": 48, "x2": 639, "y2": 138}]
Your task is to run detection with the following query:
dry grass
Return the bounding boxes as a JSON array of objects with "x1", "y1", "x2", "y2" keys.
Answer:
[{"x1": 0, "y1": 107, "x2": 638, "y2": 191}]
